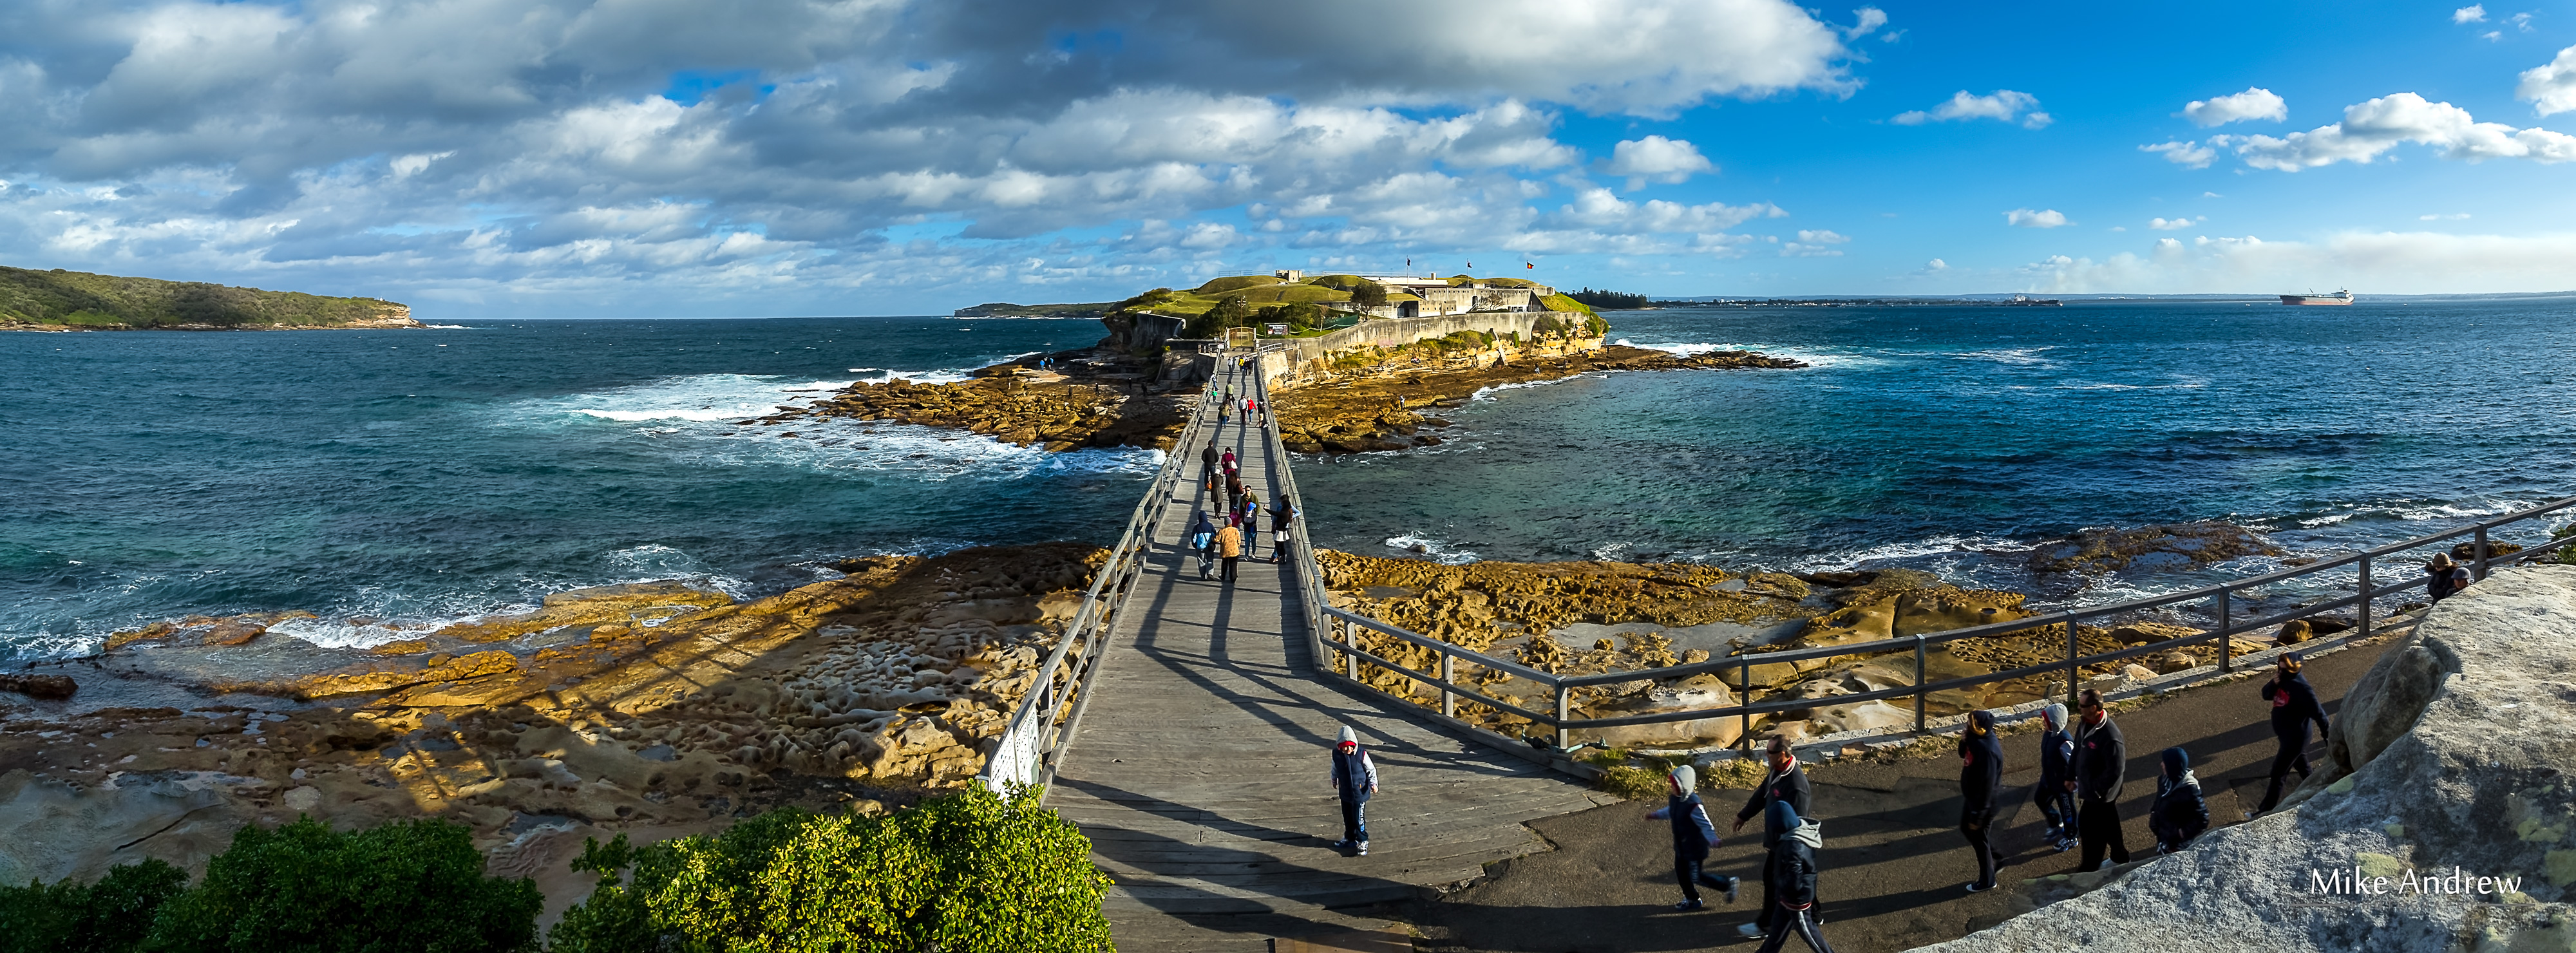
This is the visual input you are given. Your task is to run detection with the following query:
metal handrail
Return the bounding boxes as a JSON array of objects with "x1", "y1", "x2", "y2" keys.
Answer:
[{"x1": 981, "y1": 376, "x2": 1213, "y2": 793}]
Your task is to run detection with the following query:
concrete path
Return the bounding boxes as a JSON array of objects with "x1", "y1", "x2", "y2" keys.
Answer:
[
  {"x1": 1403, "y1": 620, "x2": 2416, "y2": 953},
  {"x1": 1047, "y1": 357, "x2": 1616, "y2": 952}
]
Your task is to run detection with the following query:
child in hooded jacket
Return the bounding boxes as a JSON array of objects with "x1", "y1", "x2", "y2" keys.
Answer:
[
  {"x1": 1328, "y1": 726, "x2": 1378, "y2": 855},
  {"x1": 2150, "y1": 746, "x2": 2210, "y2": 853},
  {"x1": 1645, "y1": 764, "x2": 1736, "y2": 911},
  {"x1": 1752, "y1": 800, "x2": 1837, "y2": 953},
  {"x1": 2034, "y1": 703, "x2": 2078, "y2": 851}
]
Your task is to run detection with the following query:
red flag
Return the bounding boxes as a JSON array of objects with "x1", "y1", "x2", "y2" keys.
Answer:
[{"x1": 1525, "y1": 261, "x2": 1534, "y2": 270}]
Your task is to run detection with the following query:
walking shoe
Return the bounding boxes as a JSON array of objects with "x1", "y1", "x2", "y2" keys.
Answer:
[
  {"x1": 1673, "y1": 899, "x2": 1705, "y2": 912},
  {"x1": 2054, "y1": 838, "x2": 2077, "y2": 853},
  {"x1": 1722, "y1": 876, "x2": 1739, "y2": 903},
  {"x1": 1356, "y1": 841, "x2": 1368, "y2": 856},
  {"x1": 1328, "y1": 840, "x2": 1350, "y2": 851},
  {"x1": 1736, "y1": 923, "x2": 1764, "y2": 939},
  {"x1": 1966, "y1": 881, "x2": 1994, "y2": 893}
]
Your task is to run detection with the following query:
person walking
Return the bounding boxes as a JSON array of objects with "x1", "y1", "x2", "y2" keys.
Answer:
[
  {"x1": 1329, "y1": 726, "x2": 1378, "y2": 856},
  {"x1": 1218, "y1": 401, "x2": 1231, "y2": 426},
  {"x1": 1732, "y1": 737, "x2": 1812, "y2": 940},
  {"x1": 1201, "y1": 442, "x2": 1219, "y2": 476},
  {"x1": 1215, "y1": 519, "x2": 1243, "y2": 584},
  {"x1": 1190, "y1": 511, "x2": 1217, "y2": 581},
  {"x1": 1958, "y1": 710, "x2": 2004, "y2": 893},
  {"x1": 1269, "y1": 492, "x2": 1299, "y2": 563},
  {"x1": 2033, "y1": 703, "x2": 2078, "y2": 853},
  {"x1": 1645, "y1": 764, "x2": 1734, "y2": 911},
  {"x1": 1750, "y1": 801, "x2": 1837, "y2": 953},
  {"x1": 2071, "y1": 688, "x2": 2129, "y2": 872},
  {"x1": 1221, "y1": 446, "x2": 1238, "y2": 477},
  {"x1": 1238, "y1": 493, "x2": 1262, "y2": 560},
  {"x1": 2256, "y1": 651, "x2": 2331, "y2": 813},
  {"x1": 2149, "y1": 746, "x2": 2210, "y2": 854}
]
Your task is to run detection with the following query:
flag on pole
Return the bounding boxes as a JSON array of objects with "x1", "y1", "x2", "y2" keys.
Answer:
[{"x1": 1525, "y1": 261, "x2": 1534, "y2": 270}]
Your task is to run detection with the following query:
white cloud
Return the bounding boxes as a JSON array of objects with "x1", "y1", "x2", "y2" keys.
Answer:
[
  {"x1": 1604, "y1": 135, "x2": 1716, "y2": 190},
  {"x1": 2509, "y1": 12, "x2": 2535, "y2": 32},
  {"x1": 2518, "y1": 44, "x2": 2576, "y2": 116},
  {"x1": 1544, "y1": 187, "x2": 1785, "y2": 232},
  {"x1": 1780, "y1": 241, "x2": 1843, "y2": 257},
  {"x1": 2005, "y1": 208, "x2": 2070, "y2": 228},
  {"x1": 1924, "y1": 258, "x2": 1947, "y2": 270},
  {"x1": 2141, "y1": 140, "x2": 2217, "y2": 168},
  {"x1": 2456, "y1": 5, "x2": 2488, "y2": 23},
  {"x1": 2182, "y1": 88, "x2": 2287, "y2": 126},
  {"x1": 2219, "y1": 92, "x2": 2576, "y2": 170},
  {"x1": 2018, "y1": 230, "x2": 2576, "y2": 294},
  {"x1": 2148, "y1": 216, "x2": 2203, "y2": 230},
  {"x1": 1893, "y1": 90, "x2": 2051, "y2": 129},
  {"x1": 1795, "y1": 229, "x2": 1850, "y2": 243},
  {"x1": 2421, "y1": 212, "x2": 2473, "y2": 220},
  {"x1": 1844, "y1": 7, "x2": 1889, "y2": 39}
]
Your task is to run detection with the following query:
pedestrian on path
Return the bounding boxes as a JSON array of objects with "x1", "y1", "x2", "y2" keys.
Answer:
[
  {"x1": 1329, "y1": 726, "x2": 1378, "y2": 856},
  {"x1": 1751, "y1": 800, "x2": 1837, "y2": 953},
  {"x1": 1269, "y1": 492, "x2": 1299, "y2": 563},
  {"x1": 1189, "y1": 512, "x2": 1217, "y2": 580},
  {"x1": 1202, "y1": 442, "x2": 1219, "y2": 474},
  {"x1": 1732, "y1": 737, "x2": 1812, "y2": 940},
  {"x1": 1645, "y1": 764, "x2": 1735, "y2": 912},
  {"x1": 1238, "y1": 494, "x2": 1262, "y2": 559},
  {"x1": 2150, "y1": 746, "x2": 2210, "y2": 853},
  {"x1": 1221, "y1": 446, "x2": 1238, "y2": 476},
  {"x1": 2071, "y1": 688, "x2": 2130, "y2": 872},
  {"x1": 1958, "y1": 709, "x2": 2003, "y2": 893},
  {"x1": 1218, "y1": 401, "x2": 1231, "y2": 426},
  {"x1": 1215, "y1": 520, "x2": 1243, "y2": 583},
  {"x1": 2256, "y1": 651, "x2": 2331, "y2": 813},
  {"x1": 2033, "y1": 703, "x2": 2078, "y2": 852}
]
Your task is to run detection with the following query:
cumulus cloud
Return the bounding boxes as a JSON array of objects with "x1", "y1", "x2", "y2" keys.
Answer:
[
  {"x1": 2519, "y1": 44, "x2": 2576, "y2": 116},
  {"x1": 2140, "y1": 140, "x2": 2217, "y2": 168},
  {"x1": 2005, "y1": 208, "x2": 2070, "y2": 228},
  {"x1": 1893, "y1": 90, "x2": 2051, "y2": 129},
  {"x1": 2456, "y1": 5, "x2": 2487, "y2": 23},
  {"x1": 1604, "y1": 135, "x2": 1716, "y2": 190},
  {"x1": 1544, "y1": 187, "x2": 1785, "y2": 232},
  {"x1": 1795, "y1": 229, "x2": 1850, "y2": 243},
  {"x1": 1844, "y1": 7, "x2": 1889, "y2": 39},
  {"x1": 0, "y1": 0, "x2": 1864, "y2": 316},
  {"x1": 2217, "y1": 92, "x2": 2576, "y2": 170},
  {"x1": 2018, "y1": 230, "x2": 2576, "y2": 294},
  {"x1": 2182, "y1": 88, "x2": 2287, "y2": 126},
  {"x1": 2148, "y1": 216, "x2": 2202, "y2": 230},
  {"x1": 1924, "y1": 258, "x2": 1947, "y2": 270}
]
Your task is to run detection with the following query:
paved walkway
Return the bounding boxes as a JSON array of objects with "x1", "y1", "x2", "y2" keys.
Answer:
[{"x1": 1047, "y1": 356, "x2": 1616, "y2": 952}]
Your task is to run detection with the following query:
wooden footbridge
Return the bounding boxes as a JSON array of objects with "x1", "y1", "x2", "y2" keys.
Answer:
[{"x1": 981, "y1": 350, "x2": 1613, "y2": 951}]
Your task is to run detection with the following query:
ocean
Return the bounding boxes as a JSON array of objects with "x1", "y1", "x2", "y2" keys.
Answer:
[{"x1": 5, "y1": 299, "x2": 2572, "y2": 660}]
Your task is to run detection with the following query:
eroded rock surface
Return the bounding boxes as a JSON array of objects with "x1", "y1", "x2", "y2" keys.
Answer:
[
  {"x1": 781, "y1": 376, "x2": 1188, "y2": 451},
  {"x1": 2026, "y1": 521, "x2": 2284, "y2": 574},
  {"x1": 1275, "y1": 343, "x2": 1803, "y2": 454},
  {"x1": 1917, "y1": 565, "x2": 2576, "y2": 953}
]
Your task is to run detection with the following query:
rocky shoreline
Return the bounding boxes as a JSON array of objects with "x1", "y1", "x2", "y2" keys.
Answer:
[
  {"x1": 752, "y1": 375, "x2": 1191, "y2": 451},
  {"x1": 1274, "y1": 343, "x2": 1804, "y2": 454}
]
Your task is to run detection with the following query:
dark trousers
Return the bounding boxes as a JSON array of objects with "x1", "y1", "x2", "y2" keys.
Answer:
[
  {"x1": 2259, "y1": 735, "x2": 2313, "y2": 812},
  {"x1": 1960, "y1": 804, "x2": 1998, "y2": 887},
  {"x1": 2034, "y1": 782, "x2": 2075, "y2": 835},
  {"x1": 1753, "y1": 903, "x2": 1837, "y2": 953},
  {"x1": 1752, "y1": 861, "x2": 1779, "y2": 932},
  {"x1": 1672, "y1": 851, "x2": 1730, "y2": 902},
  {"x1": 2076, "y1": 797, "x2": 2128, "y2": 871},
  {"x1": 1221, "y1": 556, "x2": 1239, "y2": 582},
  {"x1": 1340, "y1": 797, "x2": 1367, "y2": 844}
]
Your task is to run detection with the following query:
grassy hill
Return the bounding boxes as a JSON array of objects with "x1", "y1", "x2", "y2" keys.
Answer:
[
  {"x1": 0, "y1": 267, "x2": 414, "y2": 330},
  {"x1": 951, "y1": 301, "x2": 1119, "y2": 318}
]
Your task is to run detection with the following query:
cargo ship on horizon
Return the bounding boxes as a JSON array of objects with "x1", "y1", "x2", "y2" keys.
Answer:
[{"x1": 2280, "y1": 290, "x2": 2354, "y2": 305}]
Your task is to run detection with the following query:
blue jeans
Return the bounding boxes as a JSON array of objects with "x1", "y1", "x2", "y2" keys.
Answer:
[
  {"x1": 2034, "y1": 782, "x2": 2075, "y2": 835},
  {"x1": 1340, "y1": 797, "x2": 1367, "y2": 844}
]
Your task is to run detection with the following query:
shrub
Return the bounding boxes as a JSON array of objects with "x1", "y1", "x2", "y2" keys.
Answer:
[
  {"x1": 150, "y1": 817, "x2": 542, "y2": 953},
  {"x1": 1351, "y1": 281, "x2": 1388, "y2": 309},
  {"x1": 549, "y1": 783, "x2": 1113, "y2": 953},
  {"x1": 0, "y1": 859, "x2": 189, "y2": 953}
]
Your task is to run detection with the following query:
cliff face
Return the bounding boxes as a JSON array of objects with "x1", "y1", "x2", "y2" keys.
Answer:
[
  {"x1": 1919, "y1": 565, "x2": 2576, "y2": 953},
  {"x1": 0, "y1": 266, "x2": 417, "y2": 330}
]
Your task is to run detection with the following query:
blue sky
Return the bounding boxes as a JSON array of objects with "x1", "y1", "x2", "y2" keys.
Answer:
[{"x1": 2, "y1": 0, "x2": 2572, "y2": 316}]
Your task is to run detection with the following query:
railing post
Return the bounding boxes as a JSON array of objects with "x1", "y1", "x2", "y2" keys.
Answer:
[
  {"x1": 2474, "y1": 526, "x2": 2491, "y2": 581},
  {"x1": 2358, "y1": 552, "x2": 2373, "y2": 641},
  {"x1": 1739, "y1": 656, "x2": 1753, "y2": 753},
  {"x1": 2217, "y1": 589, "x2": 2231, "y2": 674},
  {"x1": 1913, "y1": 635, "x2": 1927, "y2": 734},
  {"x1": 1439, "y1": 649, "x2": 1455, "y2": 719},
  {"x1": 1341, "y1": 617, "x2": 1356, "y2": 680},
  {"x1": 1554, "y1": 681, "x2": 1569, "y2": 751},
  {"x1": 2063, "y1": 619, "x2": 2079, "y2": 710}
]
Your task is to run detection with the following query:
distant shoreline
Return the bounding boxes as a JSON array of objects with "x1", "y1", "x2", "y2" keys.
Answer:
[{"x1": 2, "y1": 317, "x2": 428, "y2": 333}]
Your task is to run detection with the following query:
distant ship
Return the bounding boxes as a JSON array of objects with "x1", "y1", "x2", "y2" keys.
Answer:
[{"x1": 2280, "y1": 290, "x2": 2354, "y2": 305}]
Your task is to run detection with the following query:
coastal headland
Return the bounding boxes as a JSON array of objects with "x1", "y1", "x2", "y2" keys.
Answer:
[{"x1": 0, "y1": 265, "x2": 419, "y2": 331}]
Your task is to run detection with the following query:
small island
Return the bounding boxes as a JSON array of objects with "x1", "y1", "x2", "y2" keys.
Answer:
[{"x1": 0, "y1": 265, "x2": 418, "y2": 331}]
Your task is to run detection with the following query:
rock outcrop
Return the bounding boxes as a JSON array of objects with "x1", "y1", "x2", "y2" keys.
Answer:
[
  {"x1": 1917, "y1": 565, "x2": 2576, "y2": 952},
  {"x1": 1274, "y1": 344, "x2": 1804, "y2": 455},
  {"x1": 780, "y1": 377, "x2": 1188, "y2": 452},
  {"x1": 2025, "y1": 521, "x2": 2284, "y2": 574}
]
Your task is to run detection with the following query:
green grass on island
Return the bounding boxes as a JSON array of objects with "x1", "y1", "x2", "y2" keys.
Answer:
[{"x1": 0, "y1": 266, "x2": 412, "y2": 330}]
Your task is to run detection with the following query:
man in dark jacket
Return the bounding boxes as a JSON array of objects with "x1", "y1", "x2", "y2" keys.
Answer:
[
  {"x1": 1732, "y1": 737, "x2": 1812, "y2": 939},
  {"x1": 1328, "y1": 726, "x2": 1378, "y2": 855},
  {"x1": 2033, "y1": 703, "x2": 2078, "y2": 852},
  {"x1": 2257, "y1": 652, "x2": 2333, "y2": 813},
  {"x1": 1752, "y1": 800, "x2": 1837, "y2": 953},
  {"x1": 2149, "y1": 746, "x2": 2210, "y2": 853},
  {"x1": 2070, "y1": 688, "x2": 2129, "y2": 872},
  {"x1": 1958, "y1": 710, "x2": 2005, "y2": 892},
  {"x1": 1645, "y1": 764, "x2": 1736, "y2": 911}
]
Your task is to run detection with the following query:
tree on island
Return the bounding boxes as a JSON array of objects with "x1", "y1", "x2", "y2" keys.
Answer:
[
  {"x1": 1184, "y1": 294, "x2": 1254, "y2": 338},
  {"x1": 1567, "y1": 287, "x2": 1649, "y2": 310},
  {"x1": 1351, "y1": 279, "x2": 1388, "y2": 309}
]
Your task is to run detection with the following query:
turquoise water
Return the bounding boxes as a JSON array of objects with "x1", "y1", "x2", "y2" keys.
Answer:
[{"x1": 5, "y1": 300, "x2": 2572, "y2": 659}]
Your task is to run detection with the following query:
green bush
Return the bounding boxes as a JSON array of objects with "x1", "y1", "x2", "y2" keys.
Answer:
[
  {"x1": 0, "y1": 859, "x2": 189, "y2": 953},
  {"x1": 151, "y1": 817, "x2": 541, "y2": 953},
  {"x1": 1351, "y1": 281, "x2": 1388, "y2": 309},
  {"x1": 549, "y1": 783, "x2": 1113, "y2": 953}
]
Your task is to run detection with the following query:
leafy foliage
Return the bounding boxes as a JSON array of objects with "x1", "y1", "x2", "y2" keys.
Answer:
[
  {"x1": 1351, "y1": 280, "x2": 1388, "y2": 308},
  {"x1": 0, "y1": 266, "x2": 408, "y2": 328},
  {"x1": 150, "y1": 816, "x2": 542, "y2": 953},
  {"x1": 1567, "y1": 287, "x2": 1651, "y2": 310},
  {"x1": 549, "y1": 783, "x2": 1115, "y2": 953},
  {"x1": 0, "y1": 860, "x2": 189, "y2": 953}
]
